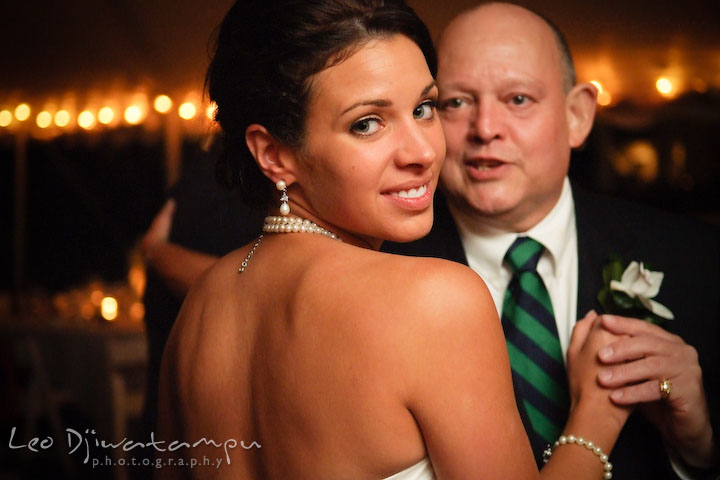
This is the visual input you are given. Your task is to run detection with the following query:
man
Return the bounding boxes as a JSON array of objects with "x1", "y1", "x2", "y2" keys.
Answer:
[{"x1": 386, "y1": 3, "x2": 719, "y2": 478}]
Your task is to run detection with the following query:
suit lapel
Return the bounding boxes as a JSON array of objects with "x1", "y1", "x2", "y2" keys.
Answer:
[{"x1": 572, "y1": 183, "x2": 635, "y2": 319}]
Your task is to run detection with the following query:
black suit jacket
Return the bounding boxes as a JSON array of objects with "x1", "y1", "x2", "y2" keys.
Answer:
[{"x1": 384, "y1": 184, "x2": 720, "y2": 479}]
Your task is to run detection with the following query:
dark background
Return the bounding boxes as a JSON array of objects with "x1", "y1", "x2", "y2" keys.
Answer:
[{"x1": 1, "y1": 0, "x2": 719, "y2": 293}]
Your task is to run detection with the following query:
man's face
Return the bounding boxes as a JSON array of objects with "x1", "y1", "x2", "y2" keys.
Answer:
[{"x1": 437, "y1": 4, "x2": 576, "y2": 232}]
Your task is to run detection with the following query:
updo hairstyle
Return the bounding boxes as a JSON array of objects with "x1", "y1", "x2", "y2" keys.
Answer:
[{"x1": 206, "y1": 0, "x2": 436, "y2": 208}]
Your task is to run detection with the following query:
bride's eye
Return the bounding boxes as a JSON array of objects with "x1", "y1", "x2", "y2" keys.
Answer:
[
  {"x1": 351, "y1": 117, "x2": 382, "y2": 136},
  {"x1": 413, "y1": 100, "x2": 436, "y2": 120}
]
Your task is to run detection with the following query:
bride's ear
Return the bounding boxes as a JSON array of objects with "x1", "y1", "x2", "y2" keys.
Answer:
[{"x1": 245, "y1": 123, "x2": 299, "y2": 185}]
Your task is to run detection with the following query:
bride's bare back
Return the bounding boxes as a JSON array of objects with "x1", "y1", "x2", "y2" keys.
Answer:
[{"x1": 157, "y1": 234, "x2": 518, "y2": 479}]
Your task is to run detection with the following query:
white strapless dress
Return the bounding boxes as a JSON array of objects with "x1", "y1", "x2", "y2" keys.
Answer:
[{"x1": 381, "y1": 458, "x2": 435, "y2": 480}]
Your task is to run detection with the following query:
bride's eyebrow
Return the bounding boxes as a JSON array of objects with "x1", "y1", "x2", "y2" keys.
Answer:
[
  {"x1": 340, "y1": 81, "x2": 438, "y2": 116},
  {"x1": 341, "y1": 98, "x2": 391, "y2": 116},
  {"x1": 421, "y1": 81, "x2": 438, "y2": 96}
]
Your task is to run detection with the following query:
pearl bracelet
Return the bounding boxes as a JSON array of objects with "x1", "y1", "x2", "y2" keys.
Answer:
[{"x1": 542, "y1": 434, "x2": 613, "y2": 479}]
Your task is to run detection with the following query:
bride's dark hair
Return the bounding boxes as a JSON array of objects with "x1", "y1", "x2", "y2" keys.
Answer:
[{"x1": 207, "y1": 0, "x2": 435, "y2": 207}]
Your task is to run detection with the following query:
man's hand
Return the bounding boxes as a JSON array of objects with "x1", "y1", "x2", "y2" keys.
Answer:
[{"x1": 597, "y1": 314, "x2": 718, "y2": 470}]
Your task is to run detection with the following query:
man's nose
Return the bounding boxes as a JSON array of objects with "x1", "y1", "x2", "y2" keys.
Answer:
[{"x1": 470, "y1": 99, "x2": 504, "y2": 143}]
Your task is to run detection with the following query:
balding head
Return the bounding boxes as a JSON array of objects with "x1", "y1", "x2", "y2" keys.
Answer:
[{"x1": 438, "y1": 2, "x2": 575, "y2": 93}]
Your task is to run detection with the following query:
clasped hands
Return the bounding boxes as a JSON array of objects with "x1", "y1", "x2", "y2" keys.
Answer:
[{"x1": 568, "y1": 311, "x2": 718, "y2": 471}]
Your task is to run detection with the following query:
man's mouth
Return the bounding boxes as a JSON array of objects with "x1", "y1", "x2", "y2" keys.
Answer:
[{"x1": 466, "y1": 158, "x2": 505, "y2": 171}]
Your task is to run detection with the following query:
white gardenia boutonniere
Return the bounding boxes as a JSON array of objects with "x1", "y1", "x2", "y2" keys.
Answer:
[
  {"x1": 598, "y1": 256, "x2": 674, "y2": 326},
  {"x1": 610, "y1": 261, "x2": 674, "y2": 320}
]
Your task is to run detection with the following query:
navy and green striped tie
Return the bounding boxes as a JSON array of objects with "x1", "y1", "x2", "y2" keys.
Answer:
[{"x1": 501, "y1": 236, "x2": 569, "y2": 466}]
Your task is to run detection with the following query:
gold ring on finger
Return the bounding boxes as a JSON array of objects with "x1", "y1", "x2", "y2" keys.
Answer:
[{"x1": 659, "y1": 379, "x2": 672, "y2": 400}]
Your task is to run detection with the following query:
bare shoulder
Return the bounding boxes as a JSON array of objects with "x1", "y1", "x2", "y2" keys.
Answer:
[
  {"x1": 301, "y1": 248, "x2": 499, "y2": 348},
  {"x1": 378, "y1": 253, "x2": 499, "y2": 349},
  {"x1": 363, "y1": 252, "x2": 496, "y2": 329}
]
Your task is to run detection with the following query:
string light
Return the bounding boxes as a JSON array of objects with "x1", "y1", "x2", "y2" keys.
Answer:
[
  {"x1": 154, "y1": 94, "x2": 172, "y2": 113},
  {"x1": 124, "y1": 105, "x2": 143, "y2": 125},
  {"x1": 100, "y1": 296, "x2": 118, "y2": 321},
  {"x1": 0, "y1": 110, "x2": 11, "y2": 127},
  {"x1": 656, "y1": 77, "x2": 674, "y2": 96},
  {"x1": 54, "y1": 110, "x2": 71, "y2": 127},
  {"x1": 178, "y1": 102, "x2": 197, "y2": 120},
  {"x1": 15, "y1": 103, "x2": 31, "y2": 121},
  {"x1": 36, "y1": 111, "x2": 53, "y2": 129},
  {"x1": 78, "y1": 110, "x2": 96, "y2": 130},
  {"x1": 98, "y1": 106, "x2": 114, "y2": 125}
]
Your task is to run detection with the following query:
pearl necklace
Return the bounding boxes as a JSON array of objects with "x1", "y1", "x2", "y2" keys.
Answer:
[
  {"x1": 262, "y1": 216, "x2": 341, "y2": 240},
  {"x1": 238, "y1": 216, "x2": 341, "y2": 274}
]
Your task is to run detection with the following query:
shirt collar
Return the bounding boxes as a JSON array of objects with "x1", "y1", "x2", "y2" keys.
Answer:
[{"x1": 449, "y1": 177, "x2": 575, "y2": 279}]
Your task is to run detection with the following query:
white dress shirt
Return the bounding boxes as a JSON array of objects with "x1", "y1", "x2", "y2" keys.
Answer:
[{"x1": 449, "y1": 177, "x2": 579, "y2": 362}]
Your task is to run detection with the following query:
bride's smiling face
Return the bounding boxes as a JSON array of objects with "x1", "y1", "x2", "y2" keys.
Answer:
[{"x1": 292, "y1": 34, "x2": 445, "y2": 248}]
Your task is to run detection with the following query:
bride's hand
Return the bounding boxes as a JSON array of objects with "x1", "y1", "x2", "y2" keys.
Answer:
[{"x1": 566, "y1": 311, "x2": 633, "y2": 430}]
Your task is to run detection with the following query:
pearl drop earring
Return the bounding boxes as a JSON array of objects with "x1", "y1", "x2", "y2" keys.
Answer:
[{"x1": 276, "y1": 180, "x2": 290, "y2": 216}]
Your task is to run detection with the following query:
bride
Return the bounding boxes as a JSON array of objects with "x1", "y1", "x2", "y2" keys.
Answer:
[{"x1": 157, "y1": 1, "x2": 628, "y2": 478}]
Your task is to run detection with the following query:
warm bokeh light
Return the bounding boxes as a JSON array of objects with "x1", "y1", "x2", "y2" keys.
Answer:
[
  {"x1": 15, "y1": 103, "x2": 31, "y2": 121},
  {"x1": 128, "y1": 265, "x2": 146, "y2": 297},
  {"x1": 205, "y1": 102, "x2": 217, "y2": 120},
  {"x1": 90, "y1": 289, "x2": 104, "y2": 307},
  {"x1": 78, "y1": 110, "x2": 96, "y2": 130},
  {"x1": 178, "y1": 102, "x2": 197, "y2": 120},
  {"x1": 101, "y1": 296, "x2": 118, "y2": 321},
  {"x1": 656, "y1": 77, "x2": 674, "y2": 96},
  {"x1": 612, "y1": 140, "x2": 659, "y2": 183},
  {"x1": 154, "y1": 94, "x2": 173, "y2": 113},
  {"x1": 98, "y1": 106, "x2": 114, "y2": 125},
  {"x1": 36, "y1": 111, "x2": 53, "y2": 129},
  {"x1": 124, "y1": 105, "x2": 144, "y2": 125},
  {"x1": 81, "y1": 302, "x2": 95, "y2": 320},
  {"x1": 54, "y1": 110, "x2": 71, "y2": 127},
  {"x1": 589, "y1": 80, "x2": 612, "y2": 106},
  {"x1": 52, "y1": 293, "x2": 71, "y2": 317},
  {"x1": 597, "y1": 90, "x2": 612, "y2": 106},
  {"x1": 0, "y1": 110, "x2": 11, "y2": 127},
  {"x1": 129, "y1": 302, "x2": 145, "y2": 322},
  {"x1": 692, "y1": 78, "x2": 708, "y2": 93}
]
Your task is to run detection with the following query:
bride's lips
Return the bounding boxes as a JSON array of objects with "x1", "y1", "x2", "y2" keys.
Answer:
[
  {"x1": 464, "y1": 156, "x2": 511, "y2": 180},
  {"x1": 382, "y1": 181, "x2": 433, "y2": 210}
]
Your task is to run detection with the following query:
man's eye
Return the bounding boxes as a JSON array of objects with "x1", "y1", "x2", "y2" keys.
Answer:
[
  {"x1": 440, "y1": 98, "x2": 465, "y2": 110},
  {"x1": 510, "y1": 95, "x2": 529, "y2": 105},
  {"x1": 351, "y1": 117, "x2": 381, "y2": 136},
  {"x1": 413, "y1": 100, "x2": 436, "y2": 120}
]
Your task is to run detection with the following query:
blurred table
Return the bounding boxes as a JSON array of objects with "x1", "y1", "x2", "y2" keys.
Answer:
[{"x1": 1, "y1": 314, "x2": 147, "y2": 480}]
